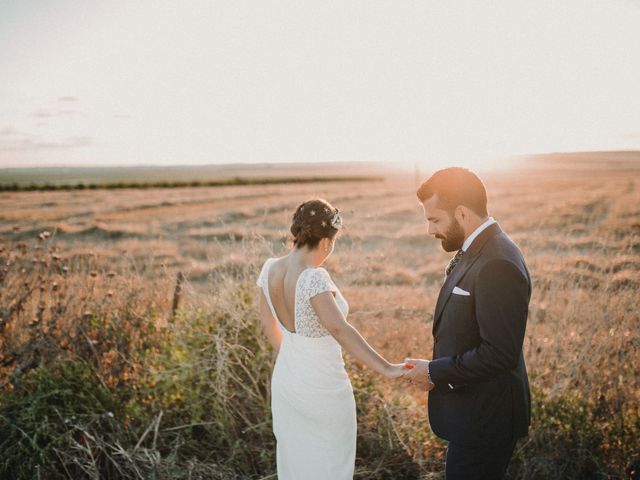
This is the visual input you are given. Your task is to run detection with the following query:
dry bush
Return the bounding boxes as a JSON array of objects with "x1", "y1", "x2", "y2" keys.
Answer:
[{"x1": 0, "y1": 235, "x2": 173, "y2": 392}]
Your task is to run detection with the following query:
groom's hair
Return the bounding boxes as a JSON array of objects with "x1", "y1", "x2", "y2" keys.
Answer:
[{"x1": 416, "y1": 167, "x2": 488, "y2": 217}]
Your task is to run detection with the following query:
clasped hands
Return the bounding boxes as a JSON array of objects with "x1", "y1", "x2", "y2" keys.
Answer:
[
  {"x1": 402, "y1": 358, "x2": 435, "y2": 390},
  {"x1": 384, "y1": 358, "x2": 435, "y2": 391}
]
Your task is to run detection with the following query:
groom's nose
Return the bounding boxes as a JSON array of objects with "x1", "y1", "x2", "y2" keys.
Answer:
[{"x1": 427, "y1": 223, "x2": 437, "y2": 236}]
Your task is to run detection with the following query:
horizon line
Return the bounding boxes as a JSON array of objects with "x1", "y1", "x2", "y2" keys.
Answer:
[{"x1": 1, "y1": 149, "x2": 639, "y2": 171}]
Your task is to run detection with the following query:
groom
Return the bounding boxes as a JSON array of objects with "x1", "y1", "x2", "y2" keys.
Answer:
[{"x1": 403, "y1": 167, "x2": 531, "y2": 479}]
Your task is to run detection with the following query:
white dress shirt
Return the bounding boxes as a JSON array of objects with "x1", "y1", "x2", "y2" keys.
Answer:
[{"x1": 462, "y1": 217, "x2": 496, "y2": 252}]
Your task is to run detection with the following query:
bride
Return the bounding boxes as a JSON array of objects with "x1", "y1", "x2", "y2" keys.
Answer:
[{"x1": 256, "y1": 198, "x2": 405, "y2": 479}]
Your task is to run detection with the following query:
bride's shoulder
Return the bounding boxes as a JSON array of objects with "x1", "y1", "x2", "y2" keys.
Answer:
[
  {"x1": 256, "y1": 256, "x2": 279, "y2": 286},
  {"x1": 257, "y1": 255, "x2": 290, "y2": 277},
  {"x1": 300, "y1": 264, "x2": 328, "y2": 276},
  {"x1": 306, "y1": 266, "x2": 335, "y2": 285},
  {"x1": 301, "y1": 267, "x2": 337, "y2": 299},
  {"x1": 295, "y1": 265, "x2": 328, "y2": 284},
  {"x1": 314, "y1": 266, "x2": 332, "y2": 277}
]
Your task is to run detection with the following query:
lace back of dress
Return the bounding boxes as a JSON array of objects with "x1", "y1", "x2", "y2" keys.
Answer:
[{"x1": 294, "y1": 269, "x2": 333, "y2": 338}]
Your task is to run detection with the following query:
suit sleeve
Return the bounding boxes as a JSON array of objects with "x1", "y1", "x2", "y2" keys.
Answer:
[{"x1": 429, "y1": 259, "x2": 530, "y2": 386}]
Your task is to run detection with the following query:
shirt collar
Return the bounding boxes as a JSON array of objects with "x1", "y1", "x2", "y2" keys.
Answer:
[{"x1": 462, "y1": 217, "x2": 496, "y2": 252}]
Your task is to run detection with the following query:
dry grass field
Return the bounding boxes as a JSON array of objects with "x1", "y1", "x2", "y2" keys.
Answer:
[{"x1": 1, "y1": 154, "x2": 639, "y2": 479}]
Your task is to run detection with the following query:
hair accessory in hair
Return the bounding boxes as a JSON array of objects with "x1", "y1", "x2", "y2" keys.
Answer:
[{"x1": 330, "y1": 209, "x2": 343, "y2": 229}]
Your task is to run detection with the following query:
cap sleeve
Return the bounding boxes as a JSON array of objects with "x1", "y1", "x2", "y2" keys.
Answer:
[
  {"x1": 256, "y1": 258, "x2": 273, "y2": 288},
  {"x1": 304, "y1": 267, "x2": 337, "y2": 300}
]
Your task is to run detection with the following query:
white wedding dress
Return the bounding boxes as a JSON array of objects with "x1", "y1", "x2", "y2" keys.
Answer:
[{"x1": 257, "y1": 258, "x2": 356, "y2": 480}]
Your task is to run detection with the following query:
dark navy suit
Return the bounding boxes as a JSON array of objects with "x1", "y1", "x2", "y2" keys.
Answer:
[{"x1": 428, "y1": 223, "x2": 531, "y2": 479}]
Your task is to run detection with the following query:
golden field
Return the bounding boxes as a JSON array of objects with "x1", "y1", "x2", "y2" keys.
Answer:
[{"x1": 1, "y1": 154, "x2": 639, "y2": 479}]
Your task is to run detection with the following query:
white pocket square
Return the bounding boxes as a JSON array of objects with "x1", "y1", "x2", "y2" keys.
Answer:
[{"x1": 452, "y1": 286, "x2": 470, "y2": 296}]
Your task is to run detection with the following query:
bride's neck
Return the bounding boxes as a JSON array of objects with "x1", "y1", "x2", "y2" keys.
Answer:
[{"x1": 289, "y1": 246, "x2": 321, "y2": 268}]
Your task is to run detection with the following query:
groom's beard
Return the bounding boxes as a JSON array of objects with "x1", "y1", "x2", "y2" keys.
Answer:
[{"x1": 436, "y1": 218, "x2": 465, "y2": 252}]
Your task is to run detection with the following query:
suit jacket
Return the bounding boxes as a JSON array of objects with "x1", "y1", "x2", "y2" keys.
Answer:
[{"x1": 427, "y1": 222, "x2": 531, "y2": 447}]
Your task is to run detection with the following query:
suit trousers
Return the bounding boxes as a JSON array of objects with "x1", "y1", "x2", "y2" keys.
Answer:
[{"x1": 445, "y1": 435, "x2": 517, "y2": 480}]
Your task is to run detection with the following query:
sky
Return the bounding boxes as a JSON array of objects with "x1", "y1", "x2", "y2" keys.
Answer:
[{"x1": 1, "y1": 0, "x2": 640, "y2": 170}]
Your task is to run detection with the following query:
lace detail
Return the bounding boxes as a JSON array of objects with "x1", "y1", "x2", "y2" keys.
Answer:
[{"x1": 295, "y1": 268, "x2": 349, "y2": 338}]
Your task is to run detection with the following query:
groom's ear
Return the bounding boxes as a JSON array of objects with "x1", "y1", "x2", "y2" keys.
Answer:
[
  {"x1": 454, "y1": 205, "x2": 477, "y2": 231},
  {"x1": 453, "y1": 205, "x2": 467, "y2": 223}
]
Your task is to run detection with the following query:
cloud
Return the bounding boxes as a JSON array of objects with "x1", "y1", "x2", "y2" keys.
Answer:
[
  {"x1": 0, "y1": 134, "x2": 93, "y2": 152},
  {"x1": 58, "y1": 96, "x2": 79, "y2": 102}
]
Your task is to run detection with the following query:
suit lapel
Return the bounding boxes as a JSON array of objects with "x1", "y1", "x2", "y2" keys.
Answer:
[{"x1": 432, "y1": 223, "x2": 503, "y2": 334}]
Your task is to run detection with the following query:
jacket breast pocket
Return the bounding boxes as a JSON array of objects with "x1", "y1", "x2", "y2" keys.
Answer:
[
  {"x1": 449, "y1": 294, "x2": 472, "y2": 306},
  {"x1": 447, "y1": 294, "x2": 479, "y2": 341}
]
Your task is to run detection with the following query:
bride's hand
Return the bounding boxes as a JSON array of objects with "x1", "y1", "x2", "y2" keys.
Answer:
[{"x1": 384, "y1": 363, "x2": 409, "y2": 378}]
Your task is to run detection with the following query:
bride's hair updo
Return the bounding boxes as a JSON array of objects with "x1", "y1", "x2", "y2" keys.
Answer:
[{"x1": 290, "y1": 198, "x2": 342, "y2": 249}]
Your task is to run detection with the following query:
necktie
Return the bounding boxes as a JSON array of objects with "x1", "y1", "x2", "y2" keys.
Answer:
[{"x1": 445, "y1": 249, "x2": 465, "y2": 277}]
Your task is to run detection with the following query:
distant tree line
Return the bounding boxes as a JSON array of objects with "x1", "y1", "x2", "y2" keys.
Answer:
[{"x1": 0, "y1": 175, "x2": 383, "y2": 192}]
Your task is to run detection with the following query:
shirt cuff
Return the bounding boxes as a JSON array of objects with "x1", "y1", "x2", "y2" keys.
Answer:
[{"x1": 426, "y1": 362, "x2": 434, "y2": 386}]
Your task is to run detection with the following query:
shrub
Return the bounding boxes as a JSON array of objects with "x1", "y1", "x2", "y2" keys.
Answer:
[
  {"x1": 508, "y1": 386, "x2": 639, "y2": 480},
  {"x1": 148, "y1": 277, "x2": 277, "y2": 476},
  {"x1": 0, "y1": 361, "x2": 127, "y2": 479}
]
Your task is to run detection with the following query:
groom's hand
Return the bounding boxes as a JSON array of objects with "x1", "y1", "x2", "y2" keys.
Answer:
[{"x1": 403, "y1": 358, "x2": 435, "y2": 391}]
